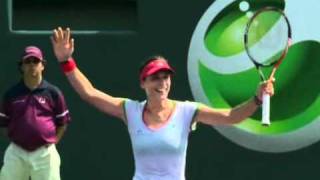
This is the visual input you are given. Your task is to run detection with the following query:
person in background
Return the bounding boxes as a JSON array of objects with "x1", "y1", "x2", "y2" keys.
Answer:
[{"x1": 0, "y1": 45, "x2": 71, "y2": 180}]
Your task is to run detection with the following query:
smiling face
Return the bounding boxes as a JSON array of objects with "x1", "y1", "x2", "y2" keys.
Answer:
[{"x1": 141, "y1": 71, "x2": 172, "y2": 101}]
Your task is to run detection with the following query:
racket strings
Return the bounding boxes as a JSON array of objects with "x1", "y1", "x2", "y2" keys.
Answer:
[{"x1": 245, "y1": 10, "x2": 290, "y2": 66}]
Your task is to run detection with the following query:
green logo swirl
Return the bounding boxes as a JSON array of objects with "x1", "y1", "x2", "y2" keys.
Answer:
[{"x1": 188, "y1": 0, "x2": 320, "y2": 152}]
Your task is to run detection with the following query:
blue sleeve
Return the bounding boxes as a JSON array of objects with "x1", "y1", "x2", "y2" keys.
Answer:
[
  {"x1": 182, "y1": 101, "x2": 200, "y2": 131},
  {"x1": 123, "y1": 99, "x2": 139, "y2": 123}
]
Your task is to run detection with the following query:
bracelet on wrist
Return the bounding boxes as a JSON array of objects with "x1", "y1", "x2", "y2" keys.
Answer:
[
  {"x1": 254, "y1": 95, "x2": 263, "y2": 106},
  {"x1": 60, "y1": 57, "x2": 77, "y2": 73}
]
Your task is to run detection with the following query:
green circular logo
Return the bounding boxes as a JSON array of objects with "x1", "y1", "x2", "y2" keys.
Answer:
[{"x1": 188, "y1": 0, "x2": 320, "y2": 152}]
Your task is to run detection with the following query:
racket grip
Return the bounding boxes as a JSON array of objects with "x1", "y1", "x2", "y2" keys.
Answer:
[{"x1": 261, "y1": 92, "x2": 270, "y2": 126}]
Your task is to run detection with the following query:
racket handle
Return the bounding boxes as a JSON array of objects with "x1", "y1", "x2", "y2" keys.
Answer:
[{"x1": 261, "y1": 92, "x2": 270, "y2": 126}]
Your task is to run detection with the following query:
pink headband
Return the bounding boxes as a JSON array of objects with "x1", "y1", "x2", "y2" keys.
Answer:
[{"x1": 140, "y1": 59, "x2": 174, "y2": 81}]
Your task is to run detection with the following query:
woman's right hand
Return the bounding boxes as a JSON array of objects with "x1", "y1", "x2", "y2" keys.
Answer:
[{"x1": 51, "y1": 27, "x2": 74, "y2": 62}]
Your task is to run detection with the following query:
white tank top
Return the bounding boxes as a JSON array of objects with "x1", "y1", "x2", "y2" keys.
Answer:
[{"x1": 124, "y1": 99, "x2": 198, "y2": 180}]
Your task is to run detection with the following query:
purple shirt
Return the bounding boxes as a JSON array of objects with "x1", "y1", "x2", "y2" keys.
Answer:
[{"x1": 0, "y1": 80, "x2": 71, "y2": 151}]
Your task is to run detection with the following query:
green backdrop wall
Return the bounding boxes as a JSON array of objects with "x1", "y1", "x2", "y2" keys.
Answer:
[{"x1": 1, "y1": 0, "x2": 320, "y2": 179}]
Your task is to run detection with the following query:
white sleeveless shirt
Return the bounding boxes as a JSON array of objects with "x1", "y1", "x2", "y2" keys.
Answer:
[{"x1": 124, "y1": 99, "x2": 198, "y2": 180}]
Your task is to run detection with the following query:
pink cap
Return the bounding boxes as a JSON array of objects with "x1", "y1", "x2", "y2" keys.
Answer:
[
  {"x1": 140, "y1": 59, "x2": 174, "y2": 81},
  {"x1": 22, "y1": 46, "x2": 44, "y2": 60}
]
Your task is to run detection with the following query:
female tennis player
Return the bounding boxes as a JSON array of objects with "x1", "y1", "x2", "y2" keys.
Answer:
[{"x1": 51, "y1": 27, "x2": 274, "y2": 180}]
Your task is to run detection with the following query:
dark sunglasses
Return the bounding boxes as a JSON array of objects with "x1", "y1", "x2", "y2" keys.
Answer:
[{"x1": 22, "y1": 58, "x2": 42, "y2": 64}]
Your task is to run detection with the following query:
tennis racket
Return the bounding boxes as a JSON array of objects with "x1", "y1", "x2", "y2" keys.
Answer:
[{"x1": 244, "y1": 6, "x2": 292, "y2": 126}]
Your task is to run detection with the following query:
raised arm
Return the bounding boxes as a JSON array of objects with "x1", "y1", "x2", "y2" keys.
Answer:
[
  {"x1": 195, "y1": 81, "x2": 274, "y2": 125},
  {"x1": 50, "y1": 27, "x2": 126, "y2": 121}
]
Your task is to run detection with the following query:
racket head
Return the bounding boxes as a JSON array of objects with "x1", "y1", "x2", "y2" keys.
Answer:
[{"x1": 244, "y1": 7, "x2": 292, "y2": 68}]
